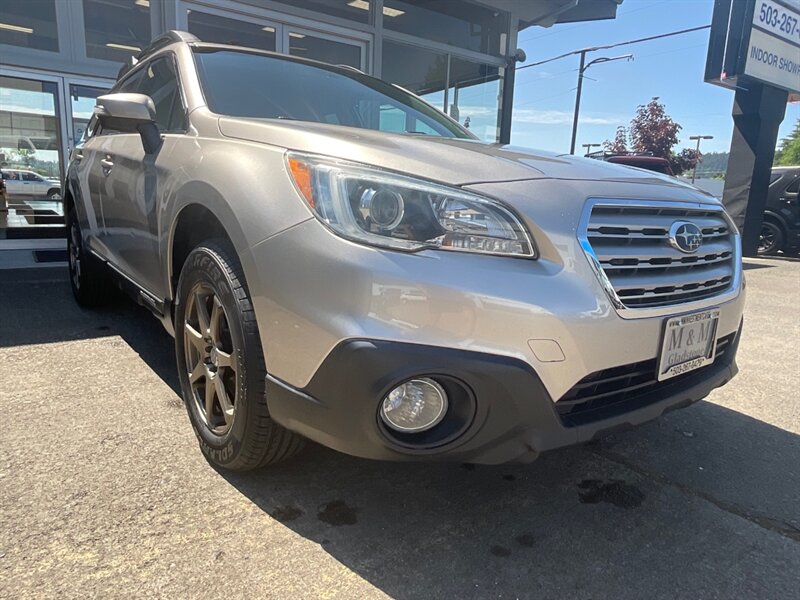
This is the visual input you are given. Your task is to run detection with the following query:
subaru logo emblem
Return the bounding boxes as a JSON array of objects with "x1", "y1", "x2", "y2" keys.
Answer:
[{"x1": 669, "y1": 221, "x2": 703, "y2": 254}]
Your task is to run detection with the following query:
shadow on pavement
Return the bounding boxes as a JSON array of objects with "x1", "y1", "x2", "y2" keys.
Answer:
[
  {"x1": 217, "y1": 398, "x2": 800, "y2": 598},
  {"x1": 0, "y1": 267, "x2": 179, "y2": 393},
  {"x1": 742, "y1": 261, "x2": 774, "y2": 271}
]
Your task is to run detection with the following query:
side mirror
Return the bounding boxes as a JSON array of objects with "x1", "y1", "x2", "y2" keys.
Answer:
[{"x1": 94, "y1": 93, "x2": 162, "y2": 154}]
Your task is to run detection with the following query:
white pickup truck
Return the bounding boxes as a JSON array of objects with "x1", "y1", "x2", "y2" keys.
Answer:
[{"x1": 0, "y1": 169, "x2": 61, "y2": 200}]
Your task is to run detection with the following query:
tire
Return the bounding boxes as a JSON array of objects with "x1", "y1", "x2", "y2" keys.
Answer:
[
  {"x1": 174, "y1": 239, "x2": 304, "y2": 471},
  {"x1": 757, "y1": 220, "x2": 784, "y2": 255},
  {"x1": 47, "y1": 188, "x2": 62, "y2": 200},
  {"x1": 66, "y1": 206, "x2": 113, "y2": 307}
]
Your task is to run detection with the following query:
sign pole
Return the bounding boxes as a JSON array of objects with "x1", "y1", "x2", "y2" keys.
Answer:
[{"x1": 722, "y1": 83, "x2": 788, "y2": 256}]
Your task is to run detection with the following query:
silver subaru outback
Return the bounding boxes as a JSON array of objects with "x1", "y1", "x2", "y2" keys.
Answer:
[{"x1": 65, "y1": 31, "x2": 744, "y2": 471}]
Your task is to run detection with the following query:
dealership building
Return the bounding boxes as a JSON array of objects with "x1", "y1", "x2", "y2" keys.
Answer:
[{"x1": 0, "y1": 0, "x2": 621, "y2": 234}]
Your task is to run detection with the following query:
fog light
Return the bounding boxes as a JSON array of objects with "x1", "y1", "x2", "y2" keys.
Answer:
[{"x1": 380, "y1": 378, "x2": 448, "y2": 433}]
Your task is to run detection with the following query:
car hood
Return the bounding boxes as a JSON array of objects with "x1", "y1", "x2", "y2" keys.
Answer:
[{"x1": 218, "y1": 117, "x2": 713, "y2": 196}]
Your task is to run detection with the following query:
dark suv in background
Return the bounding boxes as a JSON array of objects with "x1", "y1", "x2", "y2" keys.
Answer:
[{"x1": 760, "y1": 166, "x2": 800, "y2": 255}]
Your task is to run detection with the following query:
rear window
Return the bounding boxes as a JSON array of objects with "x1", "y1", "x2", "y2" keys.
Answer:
[{"x1": 193, "y1": 48, "x2": 471, "y2": 139}]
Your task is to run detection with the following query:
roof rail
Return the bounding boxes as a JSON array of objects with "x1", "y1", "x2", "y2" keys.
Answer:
[
  {"x1": 336, "y1": 64, "x2": 365, "y2": 74},
  {"x1": 137, "y1": 30, "x2": 199, "y2": 60},
  {"x1": 117, "y1": 31, "x2": 198, "y2": 81}
]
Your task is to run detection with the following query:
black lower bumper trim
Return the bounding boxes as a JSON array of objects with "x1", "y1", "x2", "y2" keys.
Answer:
[{"x1": 266, "y1": 329, "x2": 740, "y2": 464}]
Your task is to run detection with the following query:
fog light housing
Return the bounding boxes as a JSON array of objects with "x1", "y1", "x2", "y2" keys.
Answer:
[{"x1": 380, "y1": 378, "x2": 448, "y2": 433}]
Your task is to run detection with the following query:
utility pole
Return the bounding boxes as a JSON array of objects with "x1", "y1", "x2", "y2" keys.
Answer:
[
  {"x1": 582, "y1": 143, "x2": 602, "y2": 155},
  {"x1": 569, "y1": 53, "x2": 633, "y2": 155},
  {"x1": 689, "y1": 135, "x2": 713, "y2": 183}
]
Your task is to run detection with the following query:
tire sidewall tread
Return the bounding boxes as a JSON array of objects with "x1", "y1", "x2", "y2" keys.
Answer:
[{"x1": 174, "y1": 239, "x2": 303, "y2": 471}]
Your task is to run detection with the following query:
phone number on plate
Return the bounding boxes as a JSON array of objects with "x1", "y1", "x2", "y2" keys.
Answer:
[{"x1": 756, "y1": 0, "x2": 800, "y2": 43}]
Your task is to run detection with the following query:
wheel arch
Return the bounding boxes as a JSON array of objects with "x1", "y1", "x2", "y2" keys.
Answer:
[
  {"x1": 168, "y1": 203, "x2": 234, "y2": 301},
  {"x1": 762, "y1": 210, "x2": 788, "y2": 233}
]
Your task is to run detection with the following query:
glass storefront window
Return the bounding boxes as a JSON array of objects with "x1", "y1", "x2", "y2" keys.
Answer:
[
  {"x1": 187, "y1": 10, "x2": 277, "y2": 51},
  {"x1": 82, "y1": 0, "x2": 151, "y2": 62},
  {"x1": 0, "y1": 75, "x2": 64, "y2": 229},
  {"x1": 269, "y1": 0, "x2": 371, "y2": 24},
  {"x1": 381, "y1": 40, "x2": 447, "y2": 111},
  {"x1": 0, "y1": 0, "x2": 59, "y2": 52},
  {"x1": 383, "y1": 1, "x2": 508, "y2": 57},
  {"x1": 448, "y1": 57, "x2": 503, "y2": 142},
  {"x1": 288, "y1": 31, "x2": 362, "y2": 69}
]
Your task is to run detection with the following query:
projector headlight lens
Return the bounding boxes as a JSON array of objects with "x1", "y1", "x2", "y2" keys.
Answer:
[
  {"x1": 380, "y1": 378, "x2": 448, "y2": 433},
  {"x1": 286, "y1": 152, "x2": 535, "y2": 258}
]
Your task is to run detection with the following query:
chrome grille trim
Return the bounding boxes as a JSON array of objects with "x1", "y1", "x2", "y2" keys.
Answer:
[{"x1": 578, "y1": 198, "x2": 743, "y2": 319}]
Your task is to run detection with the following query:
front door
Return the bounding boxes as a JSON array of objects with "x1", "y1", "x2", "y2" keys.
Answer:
[{"x1": 98, "y1": 54, "x2": 187, "y2": 300}]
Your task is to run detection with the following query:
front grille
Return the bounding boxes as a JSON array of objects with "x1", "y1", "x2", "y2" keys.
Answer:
[
  {"x1": 556, "y1": 333, "x2": 736, "y2": 427},
  {"x1": 584, "y1": 204, "x2": 737, "y2": 308}
]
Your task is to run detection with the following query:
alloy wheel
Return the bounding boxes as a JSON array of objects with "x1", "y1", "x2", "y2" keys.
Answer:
[
  {"x1": 758, "y1": 223, "x2": 777, "y2": 254},
  {"x1": 183, "y1": 284, "x2": 238, "y2": 435}
]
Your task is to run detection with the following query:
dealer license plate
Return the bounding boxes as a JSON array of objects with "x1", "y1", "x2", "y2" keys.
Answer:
[{"x1": 657, "y1": 309, "x2": 720, "y2": 381}]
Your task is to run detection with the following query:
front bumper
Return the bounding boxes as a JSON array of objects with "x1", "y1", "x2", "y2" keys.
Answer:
[
  {"x1": 241, "y1": 180, "x2": 745, "y2": 464},
  {"x1": 265, "y1": 323, "x2": 741, "y2": 464}
]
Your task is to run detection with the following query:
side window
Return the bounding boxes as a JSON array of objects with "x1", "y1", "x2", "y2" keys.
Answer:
[
  {"x1": 22, "y1": 172, "x2": 39, "y2": 181},
  {"x1": 786, "y1": 177, "x2": 800, "y2": 195},
  {"x1": 137, "y1": 56, "x2": 186, "y2": 133},
  {"x1": 97, "y1": 55, "x2": 186, "y2": 136}
]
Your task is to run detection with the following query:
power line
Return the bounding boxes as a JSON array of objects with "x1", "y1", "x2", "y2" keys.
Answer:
[{"x1": 516, "y1": 24, "x2": 711, "y2": 72}]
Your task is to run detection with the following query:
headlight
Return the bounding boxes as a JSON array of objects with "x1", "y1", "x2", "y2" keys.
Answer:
[{"x1": 286, "y1": 152, "x2": 535, "y2": 258}]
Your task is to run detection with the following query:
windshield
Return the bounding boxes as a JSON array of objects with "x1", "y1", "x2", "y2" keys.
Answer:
[{"x1": 193, "y1": 47, "x2": 472, "y2": 139}]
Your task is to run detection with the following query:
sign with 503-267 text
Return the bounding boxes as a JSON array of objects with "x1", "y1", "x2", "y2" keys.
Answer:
[
  {"x1": 744, "y1": 0, "x2": 800, "y2": 92},
  {"x1": 705, "y1": 0, "x2": 800, "y2": 95}
]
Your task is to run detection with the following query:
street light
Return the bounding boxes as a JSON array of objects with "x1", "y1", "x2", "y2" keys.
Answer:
[
  {"x1": 689, "y1": 135, "x2": 714, "y2": 183},
  {"x1": 582, "y1": 143, "x2": 602, "y2": 155},
  {"x1": 570, "y1": 53, "x2": 634, "y2": 155}
]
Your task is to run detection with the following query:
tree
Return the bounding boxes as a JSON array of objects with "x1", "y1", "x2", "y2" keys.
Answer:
[
  {"x1": 604, "y1": 126, "x2": 628, "y2": 153},
  {"x1": 8, "y1": 148, "x2": 36, "y2": 167},
  {"x1": 775, "y1": 118, "x2": 800, "y2": 166},
  {"x1": 629, "y1": 97, "x2": 681, "y2": 159},
  {"x1": 612, "y1": 96, "x2": 702, "y2": 175},
  {"x1": 672, "y1": 148, "x2": 701, "y2": 176}
]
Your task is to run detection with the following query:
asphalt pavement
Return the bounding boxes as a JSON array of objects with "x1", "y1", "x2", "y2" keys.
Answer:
[{"x1": 1, "y1": 256, "x2": 798, "y2": 599}]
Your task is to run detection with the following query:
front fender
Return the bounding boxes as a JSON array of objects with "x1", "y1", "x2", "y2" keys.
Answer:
[{"x1": 160, "y1": 137, "x2": 312, "y2": 301}]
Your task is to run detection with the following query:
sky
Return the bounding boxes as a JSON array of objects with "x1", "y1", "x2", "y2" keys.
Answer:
[{"x1": 510, "y1": 0, "x2": 799, "y2": 154}]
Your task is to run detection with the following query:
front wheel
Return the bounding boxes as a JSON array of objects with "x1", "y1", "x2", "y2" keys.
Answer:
[
  {"x1": 174, "y1": 239, "x2": 304, "y2": 471},
  {"x1": 47, "y1": 189, "x2": 62, "y2": 200},
  {"x1": 757, "y1": 220, "x2": 784, "y2": 255}
]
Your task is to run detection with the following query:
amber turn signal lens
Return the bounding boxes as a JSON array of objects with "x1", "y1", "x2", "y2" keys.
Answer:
[{"x1": 288, "y1": 157, "x2": 315, "y2": 209}]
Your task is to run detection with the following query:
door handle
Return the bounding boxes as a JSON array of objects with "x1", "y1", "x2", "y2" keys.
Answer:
[
  {"x1": 100, "y1": 156, "x2": 114, "y2": 175},
  {"x1": 72, "y1": 149, "x2": 84, "y2": 163}
]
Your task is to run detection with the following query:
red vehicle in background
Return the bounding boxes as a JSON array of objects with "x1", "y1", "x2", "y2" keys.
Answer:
[{"x1": 586, "y1": 151, "x2": 675, "y2": 176}]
